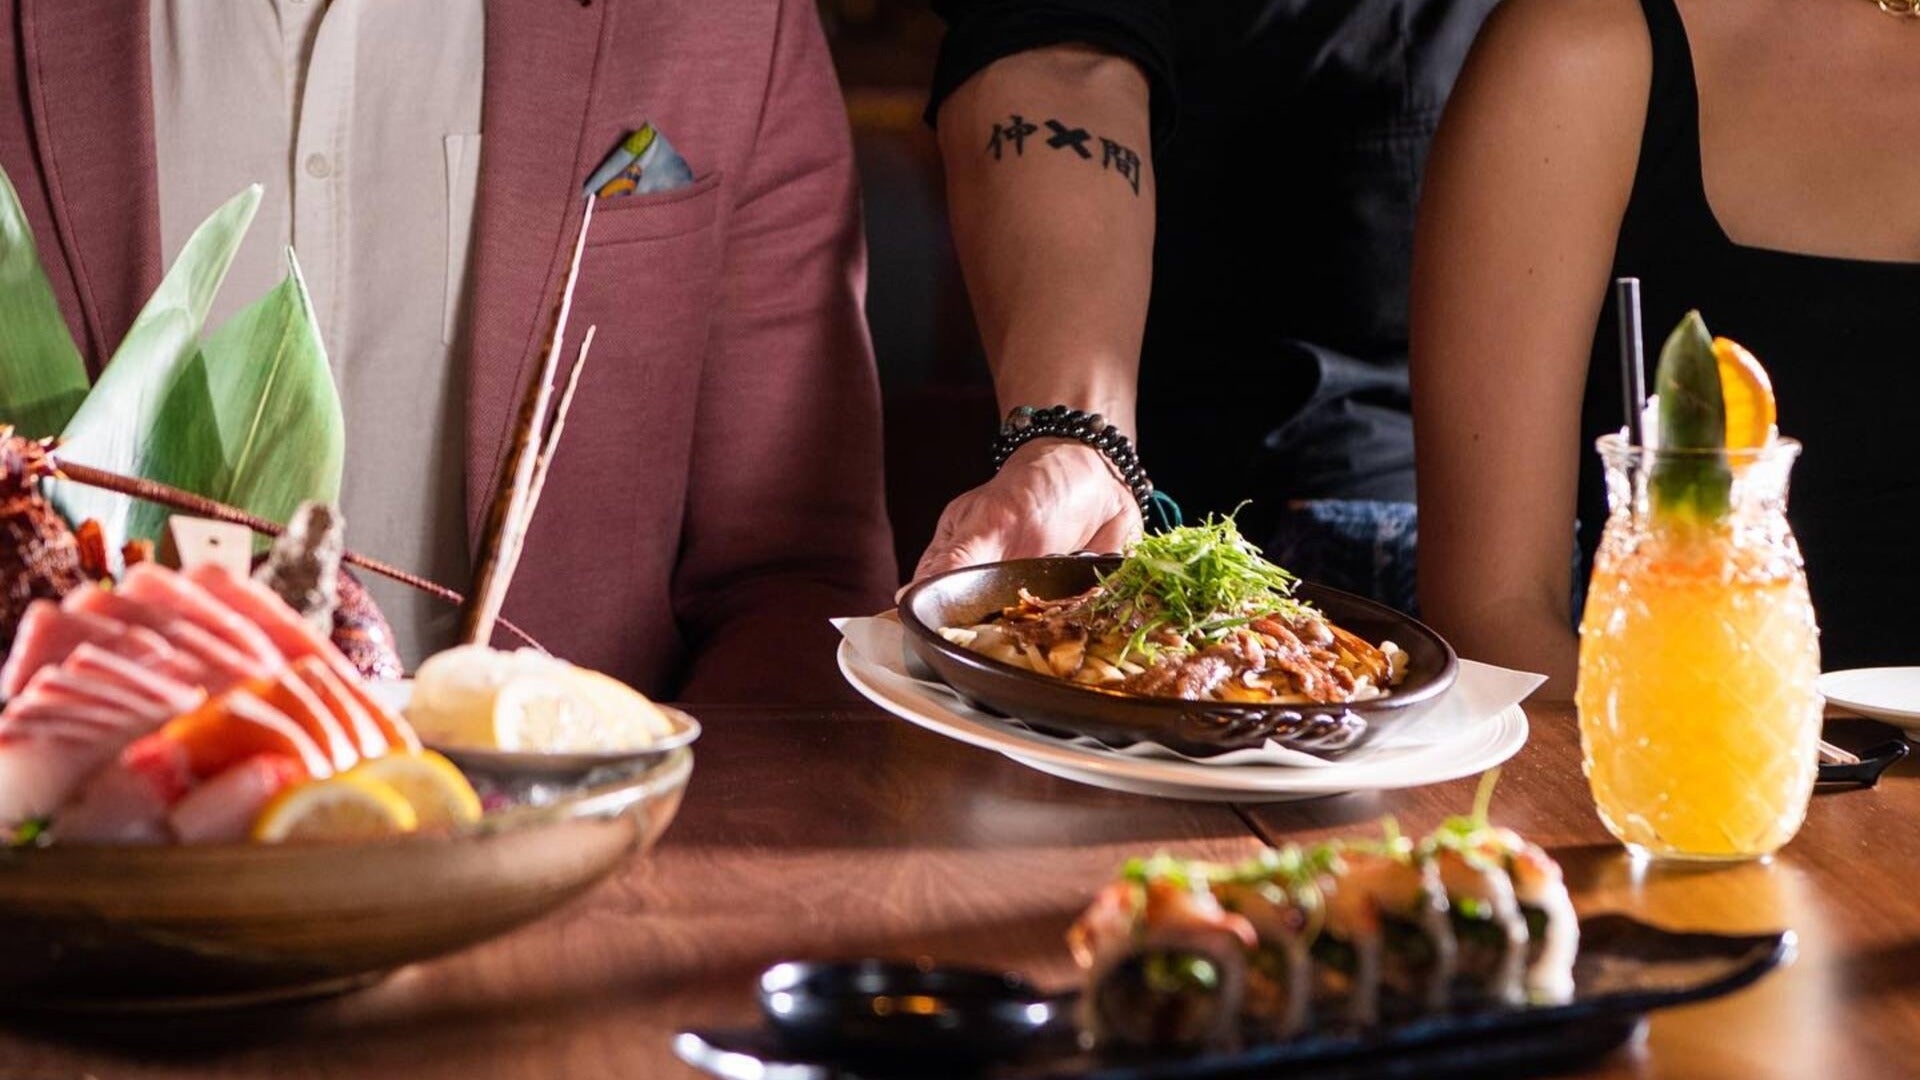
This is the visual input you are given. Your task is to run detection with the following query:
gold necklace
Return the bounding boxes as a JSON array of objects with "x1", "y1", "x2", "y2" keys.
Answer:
[{"x1": 1871, "y1": 0, "x2": 1920, "y2": 18}]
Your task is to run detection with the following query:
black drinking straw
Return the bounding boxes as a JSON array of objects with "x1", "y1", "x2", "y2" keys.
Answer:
[{"x1": 1615, "y1": 277, "x2": 1647, "y2": 446}]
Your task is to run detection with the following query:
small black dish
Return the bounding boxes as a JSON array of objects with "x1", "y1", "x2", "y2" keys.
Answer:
[
  {"x1": 1815, "y1": 739, "x2": 1908, "y2": 788},
  {"x1": 898, "y1": 556, "x2": 1459, "y2": 758},
  {"x1": 757, "y1": 959, "x2": 1065, "y2": 1062}
]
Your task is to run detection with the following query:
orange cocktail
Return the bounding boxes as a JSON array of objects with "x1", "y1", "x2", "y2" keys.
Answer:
[{"x1": 1576, "y1": 319, "x2": 1821, "y2": 862}]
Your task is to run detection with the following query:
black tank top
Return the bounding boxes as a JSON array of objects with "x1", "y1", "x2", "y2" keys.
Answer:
[{"x1": 1579, "y1": 0, "x2": 1920, "y2": 668}]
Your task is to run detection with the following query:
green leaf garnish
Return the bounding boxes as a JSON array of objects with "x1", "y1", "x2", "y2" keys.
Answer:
[
  {"x1": 1093, "y1": 509, "x2": 1314, "y2": 659},
  {"x1": 1650, "y1": 310, "x2": 1733, "y2": 522},
  {"x1": 0, "y1": 166, "x2": 91, "y2": 439}
]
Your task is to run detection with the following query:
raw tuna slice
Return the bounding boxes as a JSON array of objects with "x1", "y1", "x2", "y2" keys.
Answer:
[
  {"x1": 16, "y1": 664, "x2": 176, "y2": 724},
  {"x1": 63, "y1": 645, "x2": 207, "y2": 717},
  {"x1": 0, "y1": 697, "x2": 152, "y2": 736},
  {"x1": 168, "y1": 753, "x2": 304, "y2": 844},
  {"x1": 117, "y1": 565, "x2": 284, "y2": 668},
  {"x1": 158, "y1": 621, "x2": 273, "y2": 695},
  {"x1": 0, "y1": 603, "x2": 172, "y2": 700},
  {"x1": 65, "y1": 582, "x2": 276, "y2": 693},
  {"x1": 258, "y1": 670, "x2": 357, "y2": 773},
  {"x1": 292, "y1": 657, "x2": 390, "y2": 759},
  {"x1": 187, "y1": 567, "x2": 422, "y2": 751}
]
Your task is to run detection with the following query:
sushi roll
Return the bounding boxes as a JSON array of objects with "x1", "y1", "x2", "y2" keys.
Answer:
[
  {"x1": 1478, "y1": 826, "x2": 1579, "y2": 1003},
  {"x1": 1068, "y1": 855, "x2": 1256, "y2": 1051},
  {"x1": 1325, "y1": 828, "x2": 1456, "y2": 1020},
  {"x1": 1305, "y1": 847, "x2": 1385, "y2": 1028},
  {"x1": 1425, "y1": 833, "x2": 1528, "y2": 1006},
  {"x1": 1209, "y1": 847, "x2": 1321, "y2": 1038}
]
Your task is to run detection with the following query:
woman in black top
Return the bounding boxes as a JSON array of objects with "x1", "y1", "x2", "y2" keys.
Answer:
[{"x1": 1412, "y1": 0, "x2": 1920, "y2": 691}]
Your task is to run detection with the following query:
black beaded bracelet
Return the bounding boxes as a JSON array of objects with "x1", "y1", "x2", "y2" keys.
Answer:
[{"x1": 991, "y1": 405, "x2": 1156, "y2": 522}]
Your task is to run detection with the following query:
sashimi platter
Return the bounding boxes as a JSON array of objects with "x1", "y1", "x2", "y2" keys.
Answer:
[{"x1": 0, "y1": 431, "x2": 692, "y2": 1008}]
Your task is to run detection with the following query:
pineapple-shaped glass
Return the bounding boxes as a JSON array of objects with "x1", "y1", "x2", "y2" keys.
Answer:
[{"x1": 1575, "y1": 314, "x2": 1822, "y2": 862}]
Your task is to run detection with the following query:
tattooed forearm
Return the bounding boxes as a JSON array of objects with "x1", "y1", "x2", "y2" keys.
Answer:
[{"x1": 986, "y1": 113, "x2": 1143, "y2": 196}]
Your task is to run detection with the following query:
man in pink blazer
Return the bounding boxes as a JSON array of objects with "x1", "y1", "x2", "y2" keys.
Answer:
[{"x1": 0, "y1": 0, "x2": 896, "y2": 702}]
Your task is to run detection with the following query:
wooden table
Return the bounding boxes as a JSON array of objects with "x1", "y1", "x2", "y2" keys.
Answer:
[{"x1": 1, "y1": 702, "x2": 1915, "y2": 1079}]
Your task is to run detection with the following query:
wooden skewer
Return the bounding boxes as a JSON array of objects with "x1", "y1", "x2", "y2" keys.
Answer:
[
  {"x1": 527, "y1": 324, "x2": 594, "y2": 514},
  {"x1": 460, "y1": 196, "x2": 596, "y2": 647},
  {"x1": 50, "y1": 459, "x2": 546, "y2": 650},
  {"x1": 1819, "y1": 739, "x2": 1859, "y2": 766}
]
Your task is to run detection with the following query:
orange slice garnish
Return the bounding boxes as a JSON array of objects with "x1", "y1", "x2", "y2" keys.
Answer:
[{"x1": 1712, "y1": 337, "x2": 1776, "y2": 451}]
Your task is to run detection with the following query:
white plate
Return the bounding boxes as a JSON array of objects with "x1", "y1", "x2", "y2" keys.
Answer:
[
  {"x1": 1819, "y1": 668, "x2": 1920, "y2": 730},
  {"x1": 838, "y1": 638, "x2": 1529, "y2": 801}
]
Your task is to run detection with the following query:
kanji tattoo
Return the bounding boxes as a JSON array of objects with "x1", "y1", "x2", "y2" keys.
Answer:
[
  {"x1": 983, "y1": 113, "x2": 1144, "y2": 196},
  {"x1": 1099, "y1": 138, "x2": 1142, "y2": 195},
  {"x1": 986, "y1": 114, "x2": 1038, "y2": 159}
]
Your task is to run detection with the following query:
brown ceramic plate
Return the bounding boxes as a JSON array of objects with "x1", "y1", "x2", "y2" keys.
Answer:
[
  {"x1": 898, "y1": 556, "x2": 1458, "y2": 758},
  {"x1": 0, "y1": 746, "x2": 692, "y2": 1011}
]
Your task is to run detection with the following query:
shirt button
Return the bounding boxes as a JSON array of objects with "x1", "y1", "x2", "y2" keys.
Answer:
[{"x1": 304, "y1": 153, "x2": 333, "y2": 179}]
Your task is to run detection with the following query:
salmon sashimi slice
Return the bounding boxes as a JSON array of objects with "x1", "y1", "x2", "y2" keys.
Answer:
[
  {"x1": 158, "y1": 689, "x2": 333, "y2": 780},
  {"x1": 0, "y1": 603, "x2": 172, "y2": 700},
  {"x1": 117, "y1": 564, "x2": 284, "y2": 668},
  {"x1": 168, "y1": 753, "x2": 304, "y2": 844},
  {"x1": 62, "y1": 645, "x2": 207, "y2": 717},
  {"x1": 292, "y1": 658, "x2": 390, "y2": 759},
  {"x1": 257, "y1": 670, "x2": 358, "y2": 773}
]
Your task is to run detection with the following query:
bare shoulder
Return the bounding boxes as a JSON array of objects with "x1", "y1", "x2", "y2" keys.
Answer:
[{"x1": 1459, "y1": 0, "x2": 1652, "y2": 111}]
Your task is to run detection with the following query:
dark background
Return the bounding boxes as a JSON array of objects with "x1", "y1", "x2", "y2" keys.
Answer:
[{"x1": 820, "y1": 0, "x2": 994, "y2": 577}]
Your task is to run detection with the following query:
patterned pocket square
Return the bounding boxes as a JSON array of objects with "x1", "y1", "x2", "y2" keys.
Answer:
[{"x1": 584, "y1": 123, "x2": 695, "y2": 199}]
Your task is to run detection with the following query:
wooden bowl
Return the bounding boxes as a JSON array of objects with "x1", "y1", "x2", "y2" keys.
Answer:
[
  {"x1": 899, "y1": 556, "x2": 1458, "y2": 757},
  {"x1": 0, "y1": 748, "x2": 692, "y2": 1011}
]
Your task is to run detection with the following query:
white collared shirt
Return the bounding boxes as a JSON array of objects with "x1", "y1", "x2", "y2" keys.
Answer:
[{"x1": 150, "y1": 0, "x2": 484, "y2": 667}]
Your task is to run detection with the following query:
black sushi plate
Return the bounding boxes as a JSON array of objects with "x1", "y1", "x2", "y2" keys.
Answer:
[{"x1": 673, "y1": 915, "x2": 1792, "y2": 1080}]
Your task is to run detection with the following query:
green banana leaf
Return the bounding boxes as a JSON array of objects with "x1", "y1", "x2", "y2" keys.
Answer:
[
  {"x1": 127, "y1": 251, "x2": 342, "y2": 544},
  {"x1": 0, "y1": 163, "x2": 90, "y2": 438},
  {"x1": 49, "y1": 185, "x2": 261, "y2": 544}
]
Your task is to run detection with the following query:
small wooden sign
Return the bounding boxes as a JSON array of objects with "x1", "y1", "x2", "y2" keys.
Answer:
[{"x1": 161, "y1": 517, "x2": 254, "y2": 578}]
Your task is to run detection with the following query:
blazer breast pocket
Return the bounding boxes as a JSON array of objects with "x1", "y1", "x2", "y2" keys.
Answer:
[
  {"x1": 587, "y1": 171, "x2": 725, "y2": 248},
  {"x1": 569, "y1": 172, "x2": 729, "y2": 440}
]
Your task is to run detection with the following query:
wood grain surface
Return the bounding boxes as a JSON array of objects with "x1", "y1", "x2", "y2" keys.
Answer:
[{"x1": 0, "y1": 703, "x2": 1913, "y2": 1079}]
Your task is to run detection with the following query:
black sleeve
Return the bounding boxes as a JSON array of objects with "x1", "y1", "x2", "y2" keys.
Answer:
[{"x1": 925, "y1": 0, "x2": 1177, "y2": 151}]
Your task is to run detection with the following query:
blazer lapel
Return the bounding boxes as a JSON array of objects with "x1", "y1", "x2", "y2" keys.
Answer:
[
  {"x1": 463, "y1": 0, "x2": 613, "y2": 542},
  {"x1": 20, "y1": 0, "x2": 160, "y2": 374}
]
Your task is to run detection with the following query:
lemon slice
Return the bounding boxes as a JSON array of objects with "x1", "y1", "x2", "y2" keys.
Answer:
[
  {"x1": 251, "y1": 774, "x2": 418, "y2": 842},
  {"x1": 491, "y1": 671, "x2": 672, "y2": 753},
  {"x1": 1712, "y1": 336, "x2": 1777, "y2": 451},
  {"x1": 408, "y1": 645, "x2": 568, "y2": 748},
  {"x1": 346, "y1": 751, "x2": 482, "y2": 831}
]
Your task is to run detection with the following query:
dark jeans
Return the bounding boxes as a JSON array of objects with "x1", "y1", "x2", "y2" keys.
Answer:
[{"x1": 1265, "y1": 498, "x2": 1419, "y2": 616}]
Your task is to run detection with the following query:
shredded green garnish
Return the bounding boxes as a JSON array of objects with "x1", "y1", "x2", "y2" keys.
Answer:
[
  {"x1": 1092, "y1": 510, "x2": 1315, "y2": 660},
  {"x1": 8, "y1": 817, "x2": 49, "y2": 848}
]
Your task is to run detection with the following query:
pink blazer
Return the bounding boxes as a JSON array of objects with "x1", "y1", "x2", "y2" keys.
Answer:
[{"x1": 0, "y1": 0, "x2": 896, "y2": 702}]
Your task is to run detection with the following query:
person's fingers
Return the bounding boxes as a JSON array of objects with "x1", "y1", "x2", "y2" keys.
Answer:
[
  {"x1": 1085, "y1": 507, "x2": 1141, "y2": 555},
  {"x1": 913, "y1": 499, "x2": 1010, "y2": 581}
]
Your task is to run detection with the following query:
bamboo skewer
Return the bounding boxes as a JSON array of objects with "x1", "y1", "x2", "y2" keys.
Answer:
[
  {"x1": 459, "y1": 196, "x2": 597, "y2": 647},
  {"x1": 50, "y1": 459, "x2": 546, "y2": 650},
  {"x1": 528, "y1": 324, "x2": 595, "y2": 514}
]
